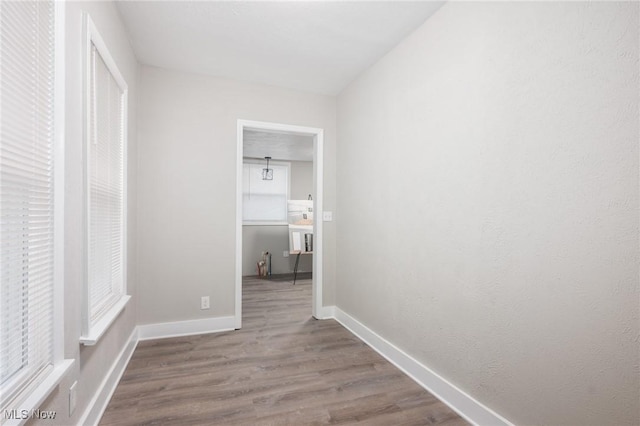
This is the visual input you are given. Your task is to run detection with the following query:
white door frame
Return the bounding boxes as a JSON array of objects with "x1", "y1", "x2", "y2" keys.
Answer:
[{"x1": 235, "y1": 119, "x2": 324, "y2": 329}]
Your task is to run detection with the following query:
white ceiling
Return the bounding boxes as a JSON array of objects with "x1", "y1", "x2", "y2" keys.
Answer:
[
  {"x1": 115, "y1": 1, "x2": 444, "y2": 95},
  {"x1": 243, "y1": 129, "x2": 314, "y2": 162}
]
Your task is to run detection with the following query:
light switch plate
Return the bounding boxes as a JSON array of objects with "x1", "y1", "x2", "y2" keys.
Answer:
[{"x1": 323, "y1": 211, "x2": 333, "y2": 221}]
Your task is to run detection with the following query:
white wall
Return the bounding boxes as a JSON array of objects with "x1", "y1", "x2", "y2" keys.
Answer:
[
  {"x1": 336, "y1": 2, "x2": 639, "y2": 425},
  {"x1": 137, "y1": 66, "x2": 336, "y2": 325},
  {"x1": 242, "y1": 226, "x2": 313, "y2": 276},
  {"x1": 242, "y1": 161, "x2": 313, "y2": 276},
  {"x1": 290, "y1": 160, "x2": 314, "y2": 201},
  {"x1": 38, "y1": 1, "x2": 138, "y2": 424}
]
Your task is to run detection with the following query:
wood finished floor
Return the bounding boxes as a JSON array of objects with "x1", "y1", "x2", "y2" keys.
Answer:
[{"x1": 100, "y1": 276, "x2": 467, "y2": 425}]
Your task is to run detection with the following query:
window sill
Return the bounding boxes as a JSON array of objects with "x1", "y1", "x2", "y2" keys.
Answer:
[
  {"x1": 80, "y1": 295, "x2": 131, "y2": 346},
  {"x1": 4, "y1": 359, "x2": 74, "y2": 426},
  {"x1": 243, "y1": 221, "x2": 288, "y2": 226}
]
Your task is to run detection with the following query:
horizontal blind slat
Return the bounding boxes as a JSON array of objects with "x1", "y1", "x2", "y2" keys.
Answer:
[
  {"x1": 0, "y1": 0, "x2": 55, "y2": 409},
  {"x1": 87, "y1": 41, "x2": 126, "y2": 327}
]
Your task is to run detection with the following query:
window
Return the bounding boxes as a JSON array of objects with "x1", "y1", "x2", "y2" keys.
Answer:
[
  {"x1": 243, "y1": 160, "x2": 290, "y2": 224},
  {"x1": 0, "y1": 0, "x2": 72, "y2": 415},
  {"x1": 81, "y1": 16, "x2": 130, "y2": 345}
]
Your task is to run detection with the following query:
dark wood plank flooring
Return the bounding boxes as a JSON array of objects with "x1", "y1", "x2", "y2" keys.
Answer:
[{"x1": 100, "y1": 276, "x2": 467, "y2": 425}]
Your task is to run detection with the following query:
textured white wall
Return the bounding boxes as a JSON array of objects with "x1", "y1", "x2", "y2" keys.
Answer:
[
  {"x1": 242, "y1": 161, "x2": 313, "y2": 276},
  {"x1": 337, "y1": 2, "x2": 639, "y2": 425},
  {"x1": 137, "y1": 66, "x2": 336, "y2": 325},
  {"x1": 38, "y1": 1, "x2": 139, "y2": 423}
]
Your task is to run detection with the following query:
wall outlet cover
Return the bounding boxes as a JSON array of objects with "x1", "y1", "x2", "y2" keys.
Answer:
[{"x1": 201, "y1": 296, "x2": 210, "y2": 310}]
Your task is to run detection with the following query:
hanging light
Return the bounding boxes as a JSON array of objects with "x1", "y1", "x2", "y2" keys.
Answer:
[{"x1": 262, "y1": 156, "x2": 273, "y2": 180}]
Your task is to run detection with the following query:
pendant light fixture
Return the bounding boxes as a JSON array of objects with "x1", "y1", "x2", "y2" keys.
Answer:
[{"x1": 262, "y1": 156, "x2": 273, "y2": 180}]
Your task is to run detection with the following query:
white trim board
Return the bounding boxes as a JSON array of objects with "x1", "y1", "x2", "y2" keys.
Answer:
[
  {"x1": 316, "y1": 305, "x2": 336, "y2": 320},
  {"x1": 332, "y1": 307, "x2": 513, "y2": 426},
  {"x1": 137, "y1": 316, "x2": 236, "y2": 341},
  {"x1": 82, "y1": 317, "x2": 236, "y2": 425},
  {"x1": 78, "y1": 329, "x2": 138, "y2": 426},
  {"x1": 82, "y1": 310, "x2": 510, "y2": 426}
]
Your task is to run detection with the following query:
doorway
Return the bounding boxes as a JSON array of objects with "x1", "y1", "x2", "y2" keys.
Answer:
[{"x1": 235, "y1": 120, "x2": 324, "y2": 329}]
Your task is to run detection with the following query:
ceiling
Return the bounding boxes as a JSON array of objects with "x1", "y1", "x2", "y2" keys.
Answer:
[
  {"x1": 243, "y1": 129, "x2": 314, "y2": 162},
  {"x1": 115, "y1": 1, "x2": 445, "y2": 95}
]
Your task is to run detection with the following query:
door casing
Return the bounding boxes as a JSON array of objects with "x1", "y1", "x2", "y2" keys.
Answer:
[{"x1": 235, "y1": 119, "x2": 324, "y2": 328}]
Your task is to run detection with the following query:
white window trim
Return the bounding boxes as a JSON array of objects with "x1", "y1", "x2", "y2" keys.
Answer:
[
  {"x1": 2, "y1": 2, "x2": 74, "y2": 423},
  {"x1": 242, "y1": 159, "x2": 291, "y2": 226},
  {"x1": 80, "y1": 14, "x2": 129, "y2": 346},
  {"x1": 243, "y1": 222, "x2": 290, "y2": 226}
]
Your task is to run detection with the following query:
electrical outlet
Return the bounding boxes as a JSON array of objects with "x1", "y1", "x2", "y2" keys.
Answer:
[
  {"x1": 69, "y1": 381, "x2": 78, "y2": 416},
  {"x1": 283, "y1": 251, "x2": 289, "y2": 258},
  {"x1": 201, "y1": 296, "x2": 210, "y2": 310}
]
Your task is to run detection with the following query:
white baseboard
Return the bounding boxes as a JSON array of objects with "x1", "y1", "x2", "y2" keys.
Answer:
[
  {"x1": 332, "y1": 307, "x2": 513, "y2": 426},
  {"x1": 137, "y1": 316, "x2": 236, "y2": 341},
  {"x1": 315, "y1": 305, "x2": 336, "y2": 319},
  {"x1": 82, "y1": 310, "x2": 509, "y2": 426},
  {"x1": 81, "y1": 316, "x2": 235, "y2": 425},
  {"x1": 78, "y1": 328, "x2": 138, "y2": 426}
]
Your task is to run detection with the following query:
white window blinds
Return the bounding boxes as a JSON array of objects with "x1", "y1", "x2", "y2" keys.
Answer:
[
  {"x1": 243, "y1": 162, "x2": 289, "y2": 223},
  {"x1": 82, "y1": 16, "x2": 129, "y2": 345},
  {"x1": 88, "y1": 42, "x2": 125, "y2": 324},
  {"x1": 0, "y1": 0, "x2": 56, "y2": 410}
]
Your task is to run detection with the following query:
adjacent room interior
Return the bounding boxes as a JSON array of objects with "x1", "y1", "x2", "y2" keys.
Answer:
[
  {"x1": 242, "y1": 128, "x2": 315, "y2": 283},
  {"x1": 1, "y1": 1, "x2": 638, "y2": 426}
]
